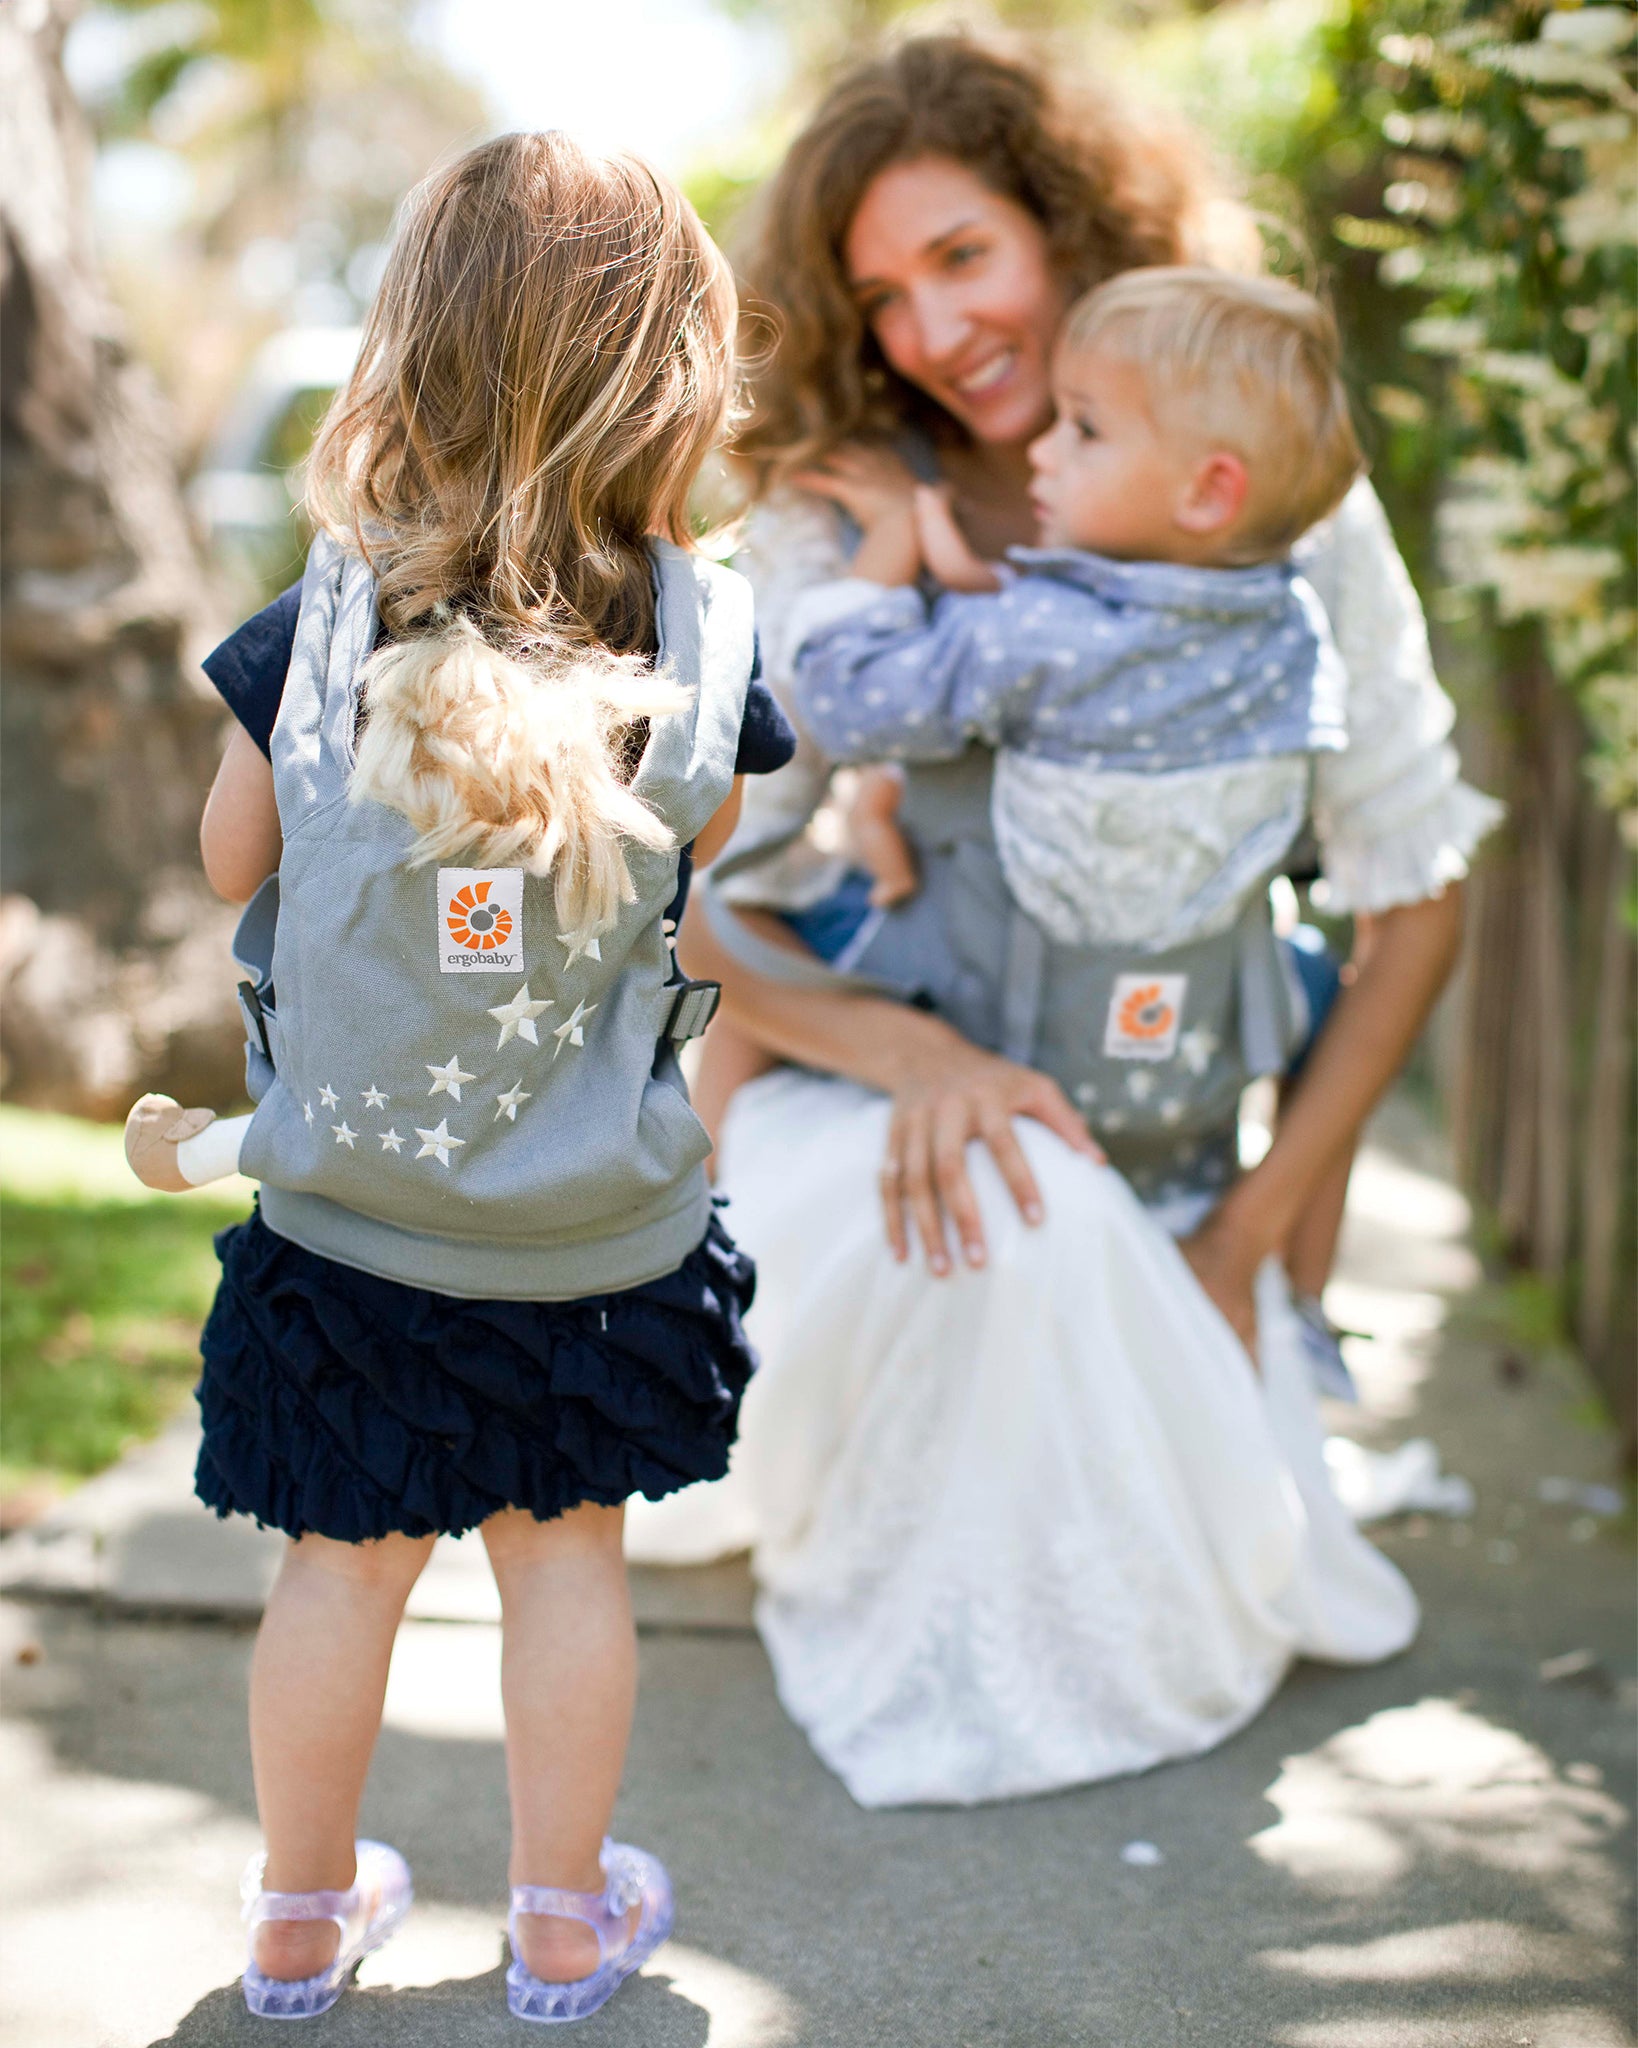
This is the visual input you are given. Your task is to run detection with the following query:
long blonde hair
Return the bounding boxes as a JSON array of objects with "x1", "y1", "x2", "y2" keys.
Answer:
[
  {"x1": 306, "y1": 131, "x2": 738, "y2": 951},
  {"x1": 735, "y1": 34, "x2": 1257, "y2": 487}
]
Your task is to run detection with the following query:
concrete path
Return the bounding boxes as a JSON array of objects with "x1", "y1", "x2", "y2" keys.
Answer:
[{"x1": 2, "y1": 1104, "x2": 1633, "y2": 2047}]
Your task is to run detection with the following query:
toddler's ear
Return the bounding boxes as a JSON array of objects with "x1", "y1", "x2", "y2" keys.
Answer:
[{"x1": 1175, "y1": 452, "x2": 1249, "y2": 539}]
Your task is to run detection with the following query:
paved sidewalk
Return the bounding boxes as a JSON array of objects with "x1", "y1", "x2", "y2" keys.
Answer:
[{"x1": 2, "y1": 1105, "x2": 1633, "y2": 2047}]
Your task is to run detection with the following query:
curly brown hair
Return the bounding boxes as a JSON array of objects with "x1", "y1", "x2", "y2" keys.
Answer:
[{"x1": 735, "y1": 34, "x2": 1256, "y2": 487}]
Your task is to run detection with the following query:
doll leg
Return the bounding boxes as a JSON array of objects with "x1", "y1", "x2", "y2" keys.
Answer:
[
  {"x1": 124, "y1": 1096, "x2": 250, "y2": 1191},
  {"x1": 482, "y1": 1503, "x2": 640, "y2": 1983},
  {"x1": 248, "y1": 1530, "x2": 434, "y2": 1978}
]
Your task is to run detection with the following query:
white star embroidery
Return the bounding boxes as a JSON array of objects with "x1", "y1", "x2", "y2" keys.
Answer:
[
  {"x1": 1125, "y1": 1069, "x2": 1157, "y2": 1104},
  {"x1": 1159, "y1": 1099, "x2": 1186, "y2": 1126},
  {"x1": 414, "y1": 1119, "x2": 465, "y2": 1167},
  {"x1": 379, "y1": 1128, "x2": 405, "y2": 1153},
  {"x1": 332, "y1": 1121, "x2": 357, "y2": 1148},
  {"x1": 1074, "y1": 1081, "x2": 1099, "y2": 1107},
  {"x1": 1102, "y1": 1109, "x2": 1129, "y2": 1132},
  {"x1": 494, "y1": 1081, "x2": 531, "y2": 1123},
  {"x1": 487, "y1": 983, "x2": 553, "y2": 1049},
  {"x1": 426, "y1": 1055, "x2": 476, "y2": 1101},
  {"x1": 552, "y1": 1000, "x2": 597, "y2": 1057},
  {"x1": 302, "y1": 1100, "x2": 314, "y2": 1125},
  {"x1": 318, "y1": 1084, "x2": 339, "y2": 1111},
  {"x1": 361, "y1": 1085, "x2": 388, "y2": 1110},
  {"x1": 561, "y1": 933, "x2": 602, "y2": 969},
  {"x1": 1179, "y1": 1026, "x2": 1220, "y2": 1076}
]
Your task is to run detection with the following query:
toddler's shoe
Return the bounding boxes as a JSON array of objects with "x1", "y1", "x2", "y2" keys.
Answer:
[
  {"x1": 507, "y1": 1839, "x2": 673, "y2": 2024},
  {"x1": 240, "y1": 1839, "x2": 413, "y2": 2019},
  {"x1": 124, "y1": 1093, "x2": 216, "y2": 1193},
  {"x1": 1293, "y1": 1293, "x2": 1361, "y2": 1404}
]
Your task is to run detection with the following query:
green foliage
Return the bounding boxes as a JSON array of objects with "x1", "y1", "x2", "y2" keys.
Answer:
[
  {"x1": 1342, "y1": 0, "x2": 1637, "y2": 827},
  {"x1": 0, "y1": 1108, "x2": 247, "y2": 1490}
]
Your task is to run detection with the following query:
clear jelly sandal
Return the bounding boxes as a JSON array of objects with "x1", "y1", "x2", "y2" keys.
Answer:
[
  {"x1": 507, "y1": 1839, "x2": 673, "y2": 2025},
  {"x1": 240, "y1": 1839, "x2": 413, "y2": 2019}
]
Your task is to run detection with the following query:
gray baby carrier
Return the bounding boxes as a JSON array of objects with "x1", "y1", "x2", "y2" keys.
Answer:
[
  {"x1": 231, "y1": 533, "x2": 752, "y2": 1298},
  {"x1": 701, "y1": 749, "x2": 1311, "y2": 1205}
]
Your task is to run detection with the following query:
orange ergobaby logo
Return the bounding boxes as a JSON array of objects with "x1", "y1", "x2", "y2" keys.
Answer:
[
  {"x1": 446, "y1": 880, "x2": 514, "y2": 953},
  {"x1": 1117, "y1": 984, "x2": 1176, "y2": 1041}
]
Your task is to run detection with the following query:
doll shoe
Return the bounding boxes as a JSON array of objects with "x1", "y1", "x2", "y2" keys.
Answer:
[
  {"x1": 240, "y1": 1839, "x2": 413, "y2": 2019},
  {"x1": 124, "y1": 1094, "x2": 216, "y2": 1192},
  {"x1": 507, "y1": 1839, "x2": 673, "y2": 2024}
]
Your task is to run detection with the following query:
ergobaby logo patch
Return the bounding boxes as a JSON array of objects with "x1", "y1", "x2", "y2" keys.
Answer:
[
  {"x1": 437, "y1": 868, "x2": 524, "y2": 974},
  {"x1": 1104, "y1": 973, "x2": 1187, "y2": 1061}
]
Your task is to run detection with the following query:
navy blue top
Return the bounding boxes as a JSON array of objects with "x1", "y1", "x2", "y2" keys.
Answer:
[{"x1": 203, "y1": 577, "x2": 796, "y2": 929}]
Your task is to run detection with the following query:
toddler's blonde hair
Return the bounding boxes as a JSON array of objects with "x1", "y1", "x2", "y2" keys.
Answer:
[
  {"x1": 305, "y1": 132, "x2": 738, "y2": 954},
  {"x1": 1064, "y1": 267, "x2": 1364, "y2": 561}
]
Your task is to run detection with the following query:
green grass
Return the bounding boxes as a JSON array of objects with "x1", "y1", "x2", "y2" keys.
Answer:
[{"x1": 0, "y1": 1106, "x2": 254, "y2": 1498}]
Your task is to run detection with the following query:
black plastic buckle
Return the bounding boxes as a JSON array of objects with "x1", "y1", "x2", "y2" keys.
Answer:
[
  {"x1": 238, "y1": 979, "x2": 272, "y2": 1063},
  {"x1": 664, "y1": 978, "x2": 721, "y2": 1044}
]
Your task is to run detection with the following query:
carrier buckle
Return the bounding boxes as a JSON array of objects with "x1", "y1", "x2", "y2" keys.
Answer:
[
  {"x1": 238, "y1": 979, "x2": 272, "y2": 1063},
  {"x1": 664, "y1": 978, "x2": 721, "y2": 1044}
]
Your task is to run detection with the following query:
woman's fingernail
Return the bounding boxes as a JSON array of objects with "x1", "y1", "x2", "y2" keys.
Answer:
[
  {"x1": 1024, "y1": 1202, "x2": 1043, "y2": 1225},
  {"x1": 965, "y1": 1245, "x2": 986, "y2": 1268},
  {"x1": 930, "y1": 1255, "x2": 949, "y2": 1276}
]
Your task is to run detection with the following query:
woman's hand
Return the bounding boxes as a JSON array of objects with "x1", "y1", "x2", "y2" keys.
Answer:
[
  {"x1": 792, "y1": 444, "x2": 922, "y2": 585},
  {"x1": 879, "y1": 1040, "x2": 1102, "y2": 1275}
]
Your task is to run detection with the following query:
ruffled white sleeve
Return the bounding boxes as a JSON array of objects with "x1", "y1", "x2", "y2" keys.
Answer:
[
  {"x1": 714, "y1": 491, "x2": 854, "y2": 910},
  {"x1": 1300, "y1": 480, "x2": 1504, "y2": 914}
]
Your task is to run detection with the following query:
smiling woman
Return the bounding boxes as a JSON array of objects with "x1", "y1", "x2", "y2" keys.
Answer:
[
  {"x1": 736, "y1": 37, "x2": 1251, "y2": 496},
  {"x1": 631, "y1": 33, "x2": 1502, "y2": 1811}
]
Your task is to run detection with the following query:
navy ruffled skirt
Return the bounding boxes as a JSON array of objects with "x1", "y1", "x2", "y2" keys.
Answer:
[{"x1": 195, "y1": 1203, "x2": 757, "y2": 1542}]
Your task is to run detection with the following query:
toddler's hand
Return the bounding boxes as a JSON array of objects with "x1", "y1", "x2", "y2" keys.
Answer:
[
  {"x1": 913, "y1": 486, "x2": 1003, "y2": 594},
  {"x1": 792, "y1": 446, "x2": 921, "y2": 586},
  {"x1": 845, "y1": 765, "x2": 919, "y2": 909}
]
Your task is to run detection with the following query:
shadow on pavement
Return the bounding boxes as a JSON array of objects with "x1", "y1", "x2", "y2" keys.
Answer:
[{"x1": 148, "y1": 1966, "x2": 713, "y2": 2046}]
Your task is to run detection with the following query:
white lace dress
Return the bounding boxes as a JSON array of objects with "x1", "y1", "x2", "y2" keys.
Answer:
[{"x1": 627, "y1": 480, "x2": 1501, "y2": 1809}]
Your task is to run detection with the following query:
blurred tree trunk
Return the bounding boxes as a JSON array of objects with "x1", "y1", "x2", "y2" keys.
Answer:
[
  {"x1": 1452, "y1": 635, "x2": 1637, "y2": 1463},
  {"x1": 0, "y1": 0, "x2": 244, "y2": 1116}
]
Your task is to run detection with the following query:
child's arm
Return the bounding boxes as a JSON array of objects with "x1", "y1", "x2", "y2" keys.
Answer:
[
  {"x1": 912, "y1": 486, "x2": 1003, "y2": 594},
  {"x1": 789, "y1": 577, "x2": 1039, "y2": 765},
  {"x1": 200, "y1": 725, "x2": 282, "y2": 903},
  {"x1": 692, "y1": 777, "x2": 744, "y2": 867}
]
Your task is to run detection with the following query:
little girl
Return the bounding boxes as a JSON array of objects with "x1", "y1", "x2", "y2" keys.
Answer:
[{"x1": 123, "y1": 133, "x2": 795, "y2": 2024}]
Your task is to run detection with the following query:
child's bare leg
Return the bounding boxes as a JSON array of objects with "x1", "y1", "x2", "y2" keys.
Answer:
[
  {"x1": 483, "y1": 1503, "x2": 638, "y2": 1984},
  {"x1": 691, "y1": 1021, "x2": 775, "y2": 1163},
  {"x1": 249, "y1": 1531, "x2": 434, "y2": 1978},
  {"x1": 846, "y1": 764, "x2": 918, "y2": 907}
]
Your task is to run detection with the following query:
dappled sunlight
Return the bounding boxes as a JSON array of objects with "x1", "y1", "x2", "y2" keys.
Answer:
[
  {"x1": 1345, "y1": 1147, "x2": 1472, "y2": 1245},
  {"x1": 381, "y1": 1619, "x2": 505, "y2": 1740},
  {"x1": 1259, "y1": 1918, "x2": 1620, "y2": 1984},
  {"x1": 356, "y1": 1902, "x2": 504, "y2": 1989},
  {"x1": 1250, "y1": 1698, "x2": 1628, "y2": 1934},
  {"x1": 1273, "y1": 2013, "x2": 1636, "y2": 2048},
  {"x1": 647, "y1": 1945, "x2": 804, "y2": 2048}
]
